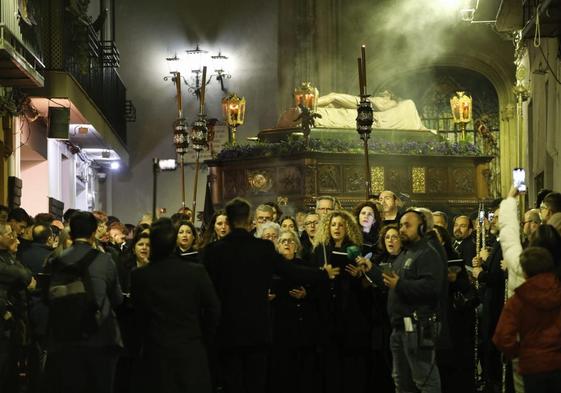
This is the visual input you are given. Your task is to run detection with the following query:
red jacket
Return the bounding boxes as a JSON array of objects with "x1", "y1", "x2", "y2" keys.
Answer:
[{"x1": 493, "y1": 272, "x2": 561, "y2": 375}]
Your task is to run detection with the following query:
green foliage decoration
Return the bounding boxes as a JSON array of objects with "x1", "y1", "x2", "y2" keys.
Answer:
[{"x1": 216, "y1": 137, "x2": 483, "y2": 161}]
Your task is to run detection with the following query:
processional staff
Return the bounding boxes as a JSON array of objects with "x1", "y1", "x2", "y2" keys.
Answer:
[
  {"x1": 191, "y1": 66, "x2": 209, "y2": 215},
  {"x1": 356, "y1": 45, "x2": 374, "y2": 200},
  {"x1": 502, "y1": 268, "x2": 509, "y2": 393},
  {"x1": 172, "y1": 73, "x2": 189, "y2": 208},
  {"x1": 473, "y1": 201, "x2": 486, "y2": 390}
]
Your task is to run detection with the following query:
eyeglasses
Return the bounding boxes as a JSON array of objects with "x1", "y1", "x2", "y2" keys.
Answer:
[
  {"x1": 256, "y1": 216, "x2": 272, "y2": 223},
  {"x1": 279, "y1": 238, "x2": 295, "y2": 245},
  {"x1": 263, "y1": 233, "x2": 278, "y2": 240},
  {"x1": 304, "y1": 221, "x2": 319, "y2": 226}
]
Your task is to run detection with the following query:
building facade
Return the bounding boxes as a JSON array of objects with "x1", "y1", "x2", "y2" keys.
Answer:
[{"x1": 0, "y1": 0, "x2": 133, "y2": 217}]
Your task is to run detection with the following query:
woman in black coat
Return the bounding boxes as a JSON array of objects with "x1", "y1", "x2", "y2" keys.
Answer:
[
  {"x1": 363, "y1": 224, "x2": 401, "y2": 393},
  {"x1": 115, "y1": 230, "x2": 150, "y2": 393},
  {"x1": 310, "y1": 210, "x2": 371, "y2": 393},
  {"x1": 269, "y1": 229, "x2": 321, "y2": 393}
]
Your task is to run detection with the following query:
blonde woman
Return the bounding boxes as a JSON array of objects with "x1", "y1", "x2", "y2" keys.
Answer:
[
  {"x1": 312, "y1": 210, "x2": 363, "y2": 264},
  {"x1": 310, "y1": 210, "x2": 373, "y2": 393},
  {"x1": 269, "y1": 229, "x2": 320, "y2": 393}
]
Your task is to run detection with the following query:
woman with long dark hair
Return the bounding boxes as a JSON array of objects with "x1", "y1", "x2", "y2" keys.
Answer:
[
  {"x1": 353, "y1": 201, "x2": 382, "y2": 257},
  {"x1": 198, "y1": 210, "x2": 230, "y2": 250}
]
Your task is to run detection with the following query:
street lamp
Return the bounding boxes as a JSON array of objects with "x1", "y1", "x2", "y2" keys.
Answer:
[
  {"x1": 211, "y1": 51, "x2": 231, "y2": 92},
  {"x1": 163, "y1": 45, "x2": 232, "y2": 214},
  {"x1": 183, "y1": 45, "x2": 232, "y2": 96},
  {"x1": 459, "y1": 0, "x2": 479, "y2": 22},
  {"x1": 164, "y1": 54, "x2": 184, "y2": 118}
]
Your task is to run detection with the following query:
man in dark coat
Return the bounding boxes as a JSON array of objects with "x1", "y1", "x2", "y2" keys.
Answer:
[
  {"x1": 19, "y1": 224, "x2": 54, "y2": 275},
  {"x1": 131, "y1": 218, "x2": 220, "y2": 393},
  {"x1": 203, "y1": 197, "x2": 338, "y2": 393},
  {"x1": 51, "y1": 211, "x2": 123, "y2": 393},
  {"x1": 452, "y1": 215, "x2": 477, "y2": 268}
]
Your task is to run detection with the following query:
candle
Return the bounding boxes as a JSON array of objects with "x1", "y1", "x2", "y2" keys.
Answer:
[
  {"x1": 361, "y1": 45, "x2": 367, "y2": 95},
  {"x1": 357, "y1": 57, "x2": 364, "y2": 96}
]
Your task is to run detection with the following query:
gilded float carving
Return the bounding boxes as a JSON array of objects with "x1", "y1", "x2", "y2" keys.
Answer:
[{"x1": 412, "y1": 167, "x2": 426, "y2": 194}]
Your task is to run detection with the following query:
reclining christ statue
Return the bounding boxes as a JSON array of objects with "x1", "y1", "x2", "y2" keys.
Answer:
[{"x1": 277, "y1": 91, "x2": 428, "y2": 131}]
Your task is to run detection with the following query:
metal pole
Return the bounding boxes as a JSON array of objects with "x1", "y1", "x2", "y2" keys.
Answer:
[
  {"x1": 180, "y1": 155, "x2": 186, "y2": 207},
  {"x1": 192, "y1": 152, "x2": 200, "y2": 214},
  {"x1": 363, "y1": 137, "x2": 371, "y2": 199},
  {"x1": 152, "y1": 158, "x2": 158, "y2": 220},
  {"x1": 231, "y1": 125, "x2": 237, "y2": 144},
  {"x1": 502, "y1": 271, "x2": 509, "y2": 393},
  {"x1": 517, "y1": 92, "x2": 526, "y2": 210},
  {"x1": 474, "y1": 201, "x2": 483, "y2": 391}
]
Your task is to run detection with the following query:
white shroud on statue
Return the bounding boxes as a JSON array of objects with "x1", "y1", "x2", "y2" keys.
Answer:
[{"x1": 277, "y1": 92, "x2": 428, "y2": 131}]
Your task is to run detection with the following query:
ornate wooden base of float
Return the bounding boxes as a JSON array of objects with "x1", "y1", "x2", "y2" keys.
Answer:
[{"x1": 207, "y1": 151, "x2": 494, "y2": 213}]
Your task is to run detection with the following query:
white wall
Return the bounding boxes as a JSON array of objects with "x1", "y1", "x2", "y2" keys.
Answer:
[
  {"x1": 21, "y1": 160, "x2": 49, "y2": 216},
  {"x1": 47, "y1": 140, "x2": 77, "y2": 207},
  {"x1": 528, "y1": 37, "x2": 561, "y2": 196}
]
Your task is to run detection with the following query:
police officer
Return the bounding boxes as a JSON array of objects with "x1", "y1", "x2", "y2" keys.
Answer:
[{"x1": 383, "y1": 209, "x2": 446, "y2": 393}]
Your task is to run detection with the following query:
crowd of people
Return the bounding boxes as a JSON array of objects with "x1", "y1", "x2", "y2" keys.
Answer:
[{"x1": 0, "y1": 187, "x2": 560, "y2": 393}]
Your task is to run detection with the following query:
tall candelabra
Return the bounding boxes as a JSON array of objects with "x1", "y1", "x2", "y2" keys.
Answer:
[
  {"x1": 165, "y1": 53, "x2": 213, "y2": 213},
  {"x1": 164, "y1": 57, "x2": 189, "y2": 207},
  {"x1": 356, "y1": 45, "x2": 374, "y2": 199},
  {"x1": 190, "y1": 67, "x2": 209, "y2": 215}
]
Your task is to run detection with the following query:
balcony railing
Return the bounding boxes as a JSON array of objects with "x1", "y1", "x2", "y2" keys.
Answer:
[
  {"x1": 60, "y1": 22, "x2": 127, "y2": 144},
  {"x1": 0, "y1": 0, "x2": 44, "y2": 87}
]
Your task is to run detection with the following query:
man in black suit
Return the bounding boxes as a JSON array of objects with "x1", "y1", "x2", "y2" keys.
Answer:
[
  {"x1": 131, "y1": 218, "x2": 220, "y2": 393},
  {"x1": 452, "y1": 215, "x2": 476, "y2": 267},
  {"x1": 203, "y1": 197, "x2": 338, "y2": 393}
]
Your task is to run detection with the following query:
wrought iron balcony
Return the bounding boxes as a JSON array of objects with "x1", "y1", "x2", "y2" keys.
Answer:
[
  {"x1": 0, "y1": 0, "x2": 44, "y2": 87},
  {"x1": 47, "y1": 18, "x2": 129, "y2": 144}
]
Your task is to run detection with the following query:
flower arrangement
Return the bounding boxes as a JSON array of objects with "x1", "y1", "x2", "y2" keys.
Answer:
[{"x1": 216, "y1": 137, "x2": 484, "y2": 161}]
